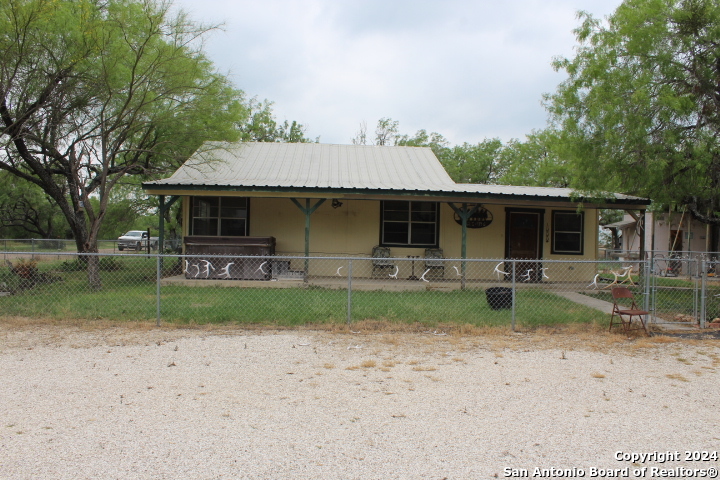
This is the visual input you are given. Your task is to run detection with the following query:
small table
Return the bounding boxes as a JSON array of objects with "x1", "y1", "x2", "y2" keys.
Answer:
[{"x1": 407, "y1": 255, "x2": 420, "y2": 280}]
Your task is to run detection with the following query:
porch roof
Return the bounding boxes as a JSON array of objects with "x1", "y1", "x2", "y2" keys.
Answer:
[
  {"x1": 603, "y1": 219, "x2": 637, "y2": 229},
  {"x1": 143, "y1": 142, "x2": 650, "y2": 208}
]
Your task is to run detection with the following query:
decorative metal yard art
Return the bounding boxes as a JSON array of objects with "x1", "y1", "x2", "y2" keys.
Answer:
[
  {"x1": 588, "y1": 265, "x2": 636, "y2": 290},
  {"x1": 452, "y1": 205, "x2": 493, "y2": 228}
]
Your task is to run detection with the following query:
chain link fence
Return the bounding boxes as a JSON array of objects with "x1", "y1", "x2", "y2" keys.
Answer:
[
  {"x1": 2, "y1": 251, "x2": 719, "y2": 331},
  {"x1": 0, "y1": 238, "x2": 182, "y2": 257}
]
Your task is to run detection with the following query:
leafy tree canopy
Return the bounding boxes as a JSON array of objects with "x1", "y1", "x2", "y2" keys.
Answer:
[
  {"x1": 547, "y1": 0, "x2": 720, "y2": 224},
  {"x1": 0, "y1": 171, "x2": 66, "y2": 238},
  {"x1": 352, "y1": 119, "x2": 569, "y2": 187},
  {"x1": 239, "y1": 98, "x2": 316, "y2": 143},
  {"x1": 0, "y1": 0, "x2": 248, "y2": 261}
]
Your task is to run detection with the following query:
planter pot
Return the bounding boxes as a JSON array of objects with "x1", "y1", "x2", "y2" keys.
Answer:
[{"x1": 485, "y1": 287, "x2": 513, "y2": 310}]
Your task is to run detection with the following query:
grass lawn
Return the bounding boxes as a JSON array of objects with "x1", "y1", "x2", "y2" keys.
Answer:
[{"x1": 0, "y1": 256, "x2": 607, "y2": 328}]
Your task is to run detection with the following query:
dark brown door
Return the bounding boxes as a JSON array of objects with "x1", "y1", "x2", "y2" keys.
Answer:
[
  {"x1": 669, "y1": 230, "x2": 683, "y2": 252},
  {"x1": 506, "y1": 211, "x2": 542, "y2": 281}
]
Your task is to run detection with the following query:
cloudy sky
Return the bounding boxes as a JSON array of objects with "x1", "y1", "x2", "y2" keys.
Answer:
[{"x1": 172, "y1": 0, "x2": 622, "y2": 146}]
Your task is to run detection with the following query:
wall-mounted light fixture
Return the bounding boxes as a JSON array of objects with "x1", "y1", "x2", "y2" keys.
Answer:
[{"x1": 332, "y1": 199, "x2": 343, "y2": 209}]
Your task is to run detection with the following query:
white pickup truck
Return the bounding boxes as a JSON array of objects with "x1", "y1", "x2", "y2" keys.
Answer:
[{"x1": 117, "y1": 230, "x2": 159, "y2": 251}]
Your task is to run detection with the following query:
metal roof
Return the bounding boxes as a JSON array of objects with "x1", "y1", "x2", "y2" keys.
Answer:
[
  {"x1": 143, "y1": 142, "x2": 650, "y2": 206},
  {"x1": 603, "y1": 219, "x2": 637, "y2": 229},
  {"x1": 145, "y1": 142, "x2": 456, "y2": 191}
]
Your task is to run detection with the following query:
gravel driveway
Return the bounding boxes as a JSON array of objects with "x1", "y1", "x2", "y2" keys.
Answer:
[{"x1": 1, "y1": 324, "x2": 719, "y2": 479}]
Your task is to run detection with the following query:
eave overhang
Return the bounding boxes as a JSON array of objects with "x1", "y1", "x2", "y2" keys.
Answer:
[{"x1": 142, "y1": 183, "x2": 650, "y2": 210}]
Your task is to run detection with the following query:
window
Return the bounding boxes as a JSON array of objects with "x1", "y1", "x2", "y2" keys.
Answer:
[
  {"x1": 552, "y1": 210, "x2": 584, "y2": 254},
  {"x1": 191, "y1": 197, "x2": 248, "y2": 236},
  {"x1": 381, "y1": 201, "x2": 439, "y2": 247}
]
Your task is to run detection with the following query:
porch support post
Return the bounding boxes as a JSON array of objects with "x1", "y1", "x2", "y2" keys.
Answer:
[
  {"x1": 448, "y1": 203, "x2": 480, "y2": 290},
  {"x1": 291, "y1": 198, "x2": 326, "y2": 279},
  {"x1": 158, "y1": 195, "x2": 165, "y2": 256},
  {"x1": 639, "y1": 209, "x2": 646, "y2": 261},
  {"x1": 157, "y1": 195, "x2": 180, "y2": 274},
  {"x1": 158, "y1": 195, "x2": 180, "y2": 255}
]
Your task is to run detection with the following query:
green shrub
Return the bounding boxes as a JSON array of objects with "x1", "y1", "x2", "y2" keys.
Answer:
[{"x1": 59, "y1": 257, "x2": 123, "y2": 272}]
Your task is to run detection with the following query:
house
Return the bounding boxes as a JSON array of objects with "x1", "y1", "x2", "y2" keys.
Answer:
[
  {"x1": 142, "y1": 142, "x2": 649, "y2": 280},
  {"x1": 604, "y1": 211, "x2": 719, "y2": 260}
]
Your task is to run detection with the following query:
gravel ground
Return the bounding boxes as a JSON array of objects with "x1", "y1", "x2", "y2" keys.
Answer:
[{"x1": 1, "y1": 324, "x2": 719, "y2": 479}]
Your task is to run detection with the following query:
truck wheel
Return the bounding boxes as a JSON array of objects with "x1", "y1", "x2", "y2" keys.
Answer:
[
  {"x1": 118, "y1": 246, "x2": 124, "y2": 251},
  {"x1": 151, "y1": 242, "x2": 158, "y2": 251},
  {"x1": 136, "y1": 242, "x2": 141, "y2": 251}
]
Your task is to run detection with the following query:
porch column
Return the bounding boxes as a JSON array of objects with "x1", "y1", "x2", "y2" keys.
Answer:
[
  {"x1": 448, "y1": 203, "x2": 480, "y2": 290},
  {"x1": 639, "y1": 209, "x2": 646, "y2": 261},
  {"x1": 158, "y1": 195, "x2": 181, "y2": 254},
  {"x1": 291, "y1": 198, "x2": 326, "y2": 280},
  {"x1": 157, "y1": 195, "x2": 180, "y2": 270}
]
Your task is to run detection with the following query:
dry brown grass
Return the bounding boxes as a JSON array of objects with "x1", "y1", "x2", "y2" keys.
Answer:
[
  {"x1": 2, "y1": 315, "x2": 717, "y2": 355},
  {"x1": 666, "y1": 373, "x2": 689, "y2": 382},
  {"x1": 412, "y1": 365, "x2": 437, "y2": 372},
  {"x1": 591, "y1": 372, "x2": 606, "y2": 379}
]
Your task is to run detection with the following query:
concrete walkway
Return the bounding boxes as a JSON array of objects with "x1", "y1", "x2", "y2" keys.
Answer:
[
  {"x1": 556, "y1": 291, "x2": 615, "y2": 315},
  {"x1": 557, "y1": 291, "x2": 704, "y2": 333}
]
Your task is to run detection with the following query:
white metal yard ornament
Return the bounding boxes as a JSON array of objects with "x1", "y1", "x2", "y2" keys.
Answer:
[
  {"x1": 494, "y1": 262, "x2": 510, "y2": 279},
  {"x1": 389, "y1": 266, "x2": 399, "y2": 279}
]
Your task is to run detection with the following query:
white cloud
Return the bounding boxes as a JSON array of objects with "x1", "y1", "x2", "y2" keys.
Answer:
[{"x1": 173, "y1": 0, "x2": 621, "y2": 145}]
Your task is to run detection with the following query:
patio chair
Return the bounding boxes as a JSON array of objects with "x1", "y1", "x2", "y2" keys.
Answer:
[
  {"x1": 609, "y1": 286, "x2": 649, "y2": 335},
  {"x1": 371, "y1": 246, "x2": 395, "y2": 277},
  {"x1": 423, "y1": 248, "x2": 445, "y2": 279}
]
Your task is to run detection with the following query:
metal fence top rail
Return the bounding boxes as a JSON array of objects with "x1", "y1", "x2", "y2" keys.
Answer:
[{"x1": 2, "y1": 251, "x2": 648, "y2": 264}]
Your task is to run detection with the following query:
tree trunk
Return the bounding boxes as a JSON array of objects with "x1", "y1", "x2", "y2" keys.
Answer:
[
  {"x1": 85, "y1": 249, "x2": 102, "y2": 291},
  {"x1": 67, "y1": 204, "x2": 103, "y2": 290}
]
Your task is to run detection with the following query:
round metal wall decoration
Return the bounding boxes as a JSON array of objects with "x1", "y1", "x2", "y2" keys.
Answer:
[{"x1": 454, "y1": 205, "x2": 493, "y2": 228}]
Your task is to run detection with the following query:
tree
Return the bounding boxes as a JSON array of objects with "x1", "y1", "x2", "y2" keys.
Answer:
[
  {"x1": 0, "y1": 172, "x2": 66, "y2": 238},
  {"x1": 0, "y1": 0, "x2": 247, "y2": 288},
  {"x1": 395, "y1": 129, "x2": 449, "y2": 158},
  {"x1": 498, "y1": 131, "x2": 571, "y2": 188},
  {"x1": 439, "y1": 139, "x2": 505, "y2": 184},
  {"x1": 239, "y1": 98, "x2": 315, "y2": 143},
  {"x1": 350, "y1": 118, "x2": 400, "y2": 146},
  {"x1": 374, "y1": 117, "x2": 399, "y2": 146},
  {"x1": 547, "y1": 0, "x2": 720, "y2": 225},
  {"x1": 351, "y1": 121, "x2": 369, "y2": 145}
]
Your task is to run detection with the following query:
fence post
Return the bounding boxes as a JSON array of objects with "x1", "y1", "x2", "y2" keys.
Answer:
[
  {"x1": 156, "y1": 253, "x2": 162, "y2": 327},
  {"x1": 700, "y1": 259, "x2": 707, "y2": 329},
  {"x1": 346, "y1": 259, "x2": 353, "y2": 324},
  {"x1": 511, "y1": 259, "x2": 516, "y2": 332},
  {"x1": 692, "y1": 258, "x2": 699, "y2": 323},
  {"x1": 643, "y1": 259, "x2": 651, "y2": 313}
]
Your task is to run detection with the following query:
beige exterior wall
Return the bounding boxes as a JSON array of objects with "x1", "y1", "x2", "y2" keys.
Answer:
[{"x1": 182, "y1": 196, "x2": 599, "y2": 264}]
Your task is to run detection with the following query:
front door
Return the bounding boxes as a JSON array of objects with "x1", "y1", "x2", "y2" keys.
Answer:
[
  {"x1": 669, "y1": 230, "x2": 684, "y2": 252},
  {"x1": 506, "y1": 210, "x2": 543, "y2": 281}
]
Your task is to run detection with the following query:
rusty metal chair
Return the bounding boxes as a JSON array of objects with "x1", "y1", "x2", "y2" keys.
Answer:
[{"x1": 609, "y1": 286, "x2": 649, "y2": 334}]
